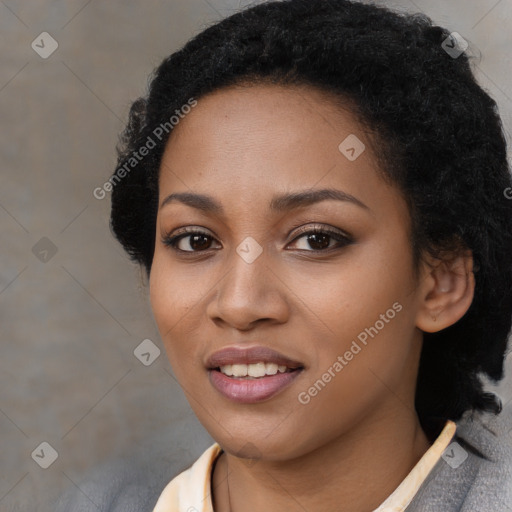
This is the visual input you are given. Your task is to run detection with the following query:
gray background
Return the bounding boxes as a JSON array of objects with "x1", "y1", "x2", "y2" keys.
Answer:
[{"x1": 1, "y1": 0, "x2": 511, "y2": 510}]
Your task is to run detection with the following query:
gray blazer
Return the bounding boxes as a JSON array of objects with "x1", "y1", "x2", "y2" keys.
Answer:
[{"x1": 53, "y1": 408, "x2": 512, "y2": 511}]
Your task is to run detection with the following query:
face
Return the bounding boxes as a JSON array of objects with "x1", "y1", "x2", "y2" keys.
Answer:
[{"x1": 149, "y1": 83, "x2": 427, "y2": 461}]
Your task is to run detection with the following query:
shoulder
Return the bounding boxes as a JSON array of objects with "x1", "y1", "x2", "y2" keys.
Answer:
[
  {"x1": 406, "y1": 408, "x2": 512, "y2": 512},
  {"x1": 52, "y1": 422, "x2": 215, "y2": 512},
  {"x1": 53, "y1": 455, "x2": 183, "y2": 512},
  {"x1": 455, "y1": 407, "x2": 512, "y2": 509}
]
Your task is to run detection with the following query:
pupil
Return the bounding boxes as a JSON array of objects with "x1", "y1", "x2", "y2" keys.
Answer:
[
  {"x1": 191, "y1": 234, "x2": 211, "y2": 250},
  {"x1": 308, "y1": 233, "x2": 329, "y2": 250}
]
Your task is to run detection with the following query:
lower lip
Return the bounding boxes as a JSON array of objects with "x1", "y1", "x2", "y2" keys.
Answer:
[{"x1": 208, "y1": 368, "x2": 303, "y2": 403}]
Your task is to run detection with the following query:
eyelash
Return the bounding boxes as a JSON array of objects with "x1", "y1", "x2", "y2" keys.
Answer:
[{"x1": 161, "y1": 224, "x2": 353, "y2": 256}]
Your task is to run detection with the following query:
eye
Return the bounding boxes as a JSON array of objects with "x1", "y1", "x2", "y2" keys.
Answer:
[
  {"x1": 288, "y1": 225, "x2": 353, "y2": 252},
  {"x1": 162, "y1": 228, "x2": 220, "y2": 253},
  {"x1": 161, "y1": 224, "x2": 353, "y2": 255}
]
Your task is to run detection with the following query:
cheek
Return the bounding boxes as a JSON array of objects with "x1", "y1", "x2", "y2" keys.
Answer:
[
  {"x1": 295, "y1": 298, "x2": 413, "y2": 436},
  {"x1": 298, "y1": 237, "x2": 411, "y2": 333},
  {"x1": 298, "y1": 239, "x2": 415, "y2": 378},
  {"x1": 149, "y1": 255, "x2": 202, "y2": 371}
]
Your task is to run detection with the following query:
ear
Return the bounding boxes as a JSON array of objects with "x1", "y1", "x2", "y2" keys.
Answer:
[{"x1": 415, "y1": 249, "x2": 476, "y2": 333}]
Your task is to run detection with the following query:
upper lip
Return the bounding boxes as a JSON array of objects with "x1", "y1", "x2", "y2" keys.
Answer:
[{"x1": 206, "y1": 345, "x2": 304, "y2": 369}]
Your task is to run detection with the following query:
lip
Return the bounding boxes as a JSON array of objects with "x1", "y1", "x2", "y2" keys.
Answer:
[
  {"x1": 206, "y1": 345, "x2": 304, "y2": 369},
  {"x1": 208, "y1": 367, "x2": 304, "y2": 404},
  {"x1": 206, "y1": 345, "x2": 305, "y2": 404}
]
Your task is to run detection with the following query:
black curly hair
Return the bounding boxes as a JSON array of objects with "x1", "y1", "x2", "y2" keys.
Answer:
[{"x1": 109, "y1": 0, "x2": 512, "y2": 435}]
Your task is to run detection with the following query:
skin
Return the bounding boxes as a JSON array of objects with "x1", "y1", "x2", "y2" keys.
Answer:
[{"x1": 149, "y1": 83, "x2": 475, "y2": 512}]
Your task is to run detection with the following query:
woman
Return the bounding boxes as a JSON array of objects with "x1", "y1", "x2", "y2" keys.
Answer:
[{"x1": 59, "y1": 0, "x2": 512, "y2": 510}]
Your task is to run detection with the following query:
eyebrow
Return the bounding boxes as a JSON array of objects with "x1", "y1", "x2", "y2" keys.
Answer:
[{"x1": 159, "y1": 188, "x2": 371, "y2": 214}]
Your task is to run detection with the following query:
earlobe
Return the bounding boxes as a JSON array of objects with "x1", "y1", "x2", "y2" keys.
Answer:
[{"x1": 416, "y1": 250, "x2": 475, "y2": 333}]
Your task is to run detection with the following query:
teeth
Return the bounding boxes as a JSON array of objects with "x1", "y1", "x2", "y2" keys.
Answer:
[
  {"x1": 232, "y1": 364, "x2": 248, "y2": 377},
  {"x1": 219, "y1": 362, "x2": 293, "y2": 377},
  {"x1": 265, "y1": 363, "x2": 278, "y2": 375}
]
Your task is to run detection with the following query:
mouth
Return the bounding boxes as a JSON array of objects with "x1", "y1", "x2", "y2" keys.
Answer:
[
  {"x1": 206, "y1": 345, "x2": 305, "y2": 403},
  {"x1": 207, "y1": 361, "x2": 304, "y2": 404}
]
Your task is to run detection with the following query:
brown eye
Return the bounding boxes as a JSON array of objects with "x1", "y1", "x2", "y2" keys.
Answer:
[
  {"x1": 288, "y1": 226, "x2": 353, "y2": 252},
  {"x1": 162, "y1": 229, "x2": 220, "y2": 253}
]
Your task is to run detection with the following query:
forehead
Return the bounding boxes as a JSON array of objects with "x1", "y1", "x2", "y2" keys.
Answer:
[
  {"x1": 163, "y1": 83, "x2": 363, "y2": 160},
  {"x1": 157, "y1": 83, "x2": 404, "y2": 221}
]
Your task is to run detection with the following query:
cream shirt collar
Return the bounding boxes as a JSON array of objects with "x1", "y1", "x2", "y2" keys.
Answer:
[{"x1": 153, "y1": 420, "x2": 457, "y2": 512}]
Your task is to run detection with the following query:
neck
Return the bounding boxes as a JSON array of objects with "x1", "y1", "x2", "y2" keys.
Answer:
[{"x1": 212, "y1": 408, "x2": 432, "y2": 512}]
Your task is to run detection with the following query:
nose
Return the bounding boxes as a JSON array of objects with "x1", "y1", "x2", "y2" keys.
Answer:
[{"x1": 206, "y1": 248, "x2": 289, "y2": 331}]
